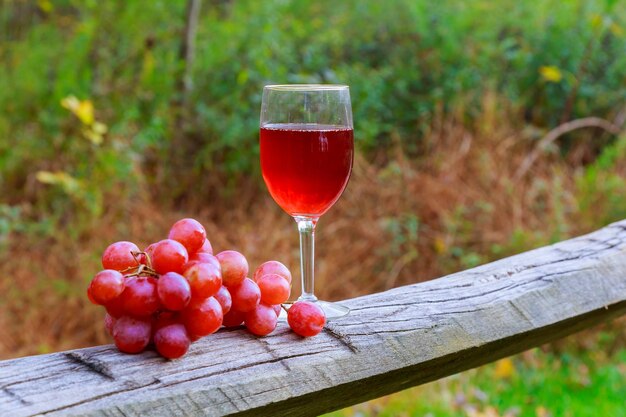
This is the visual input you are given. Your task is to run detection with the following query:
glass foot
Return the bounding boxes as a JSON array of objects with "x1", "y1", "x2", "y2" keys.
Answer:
[
  {"x1": 279, "y1": 300, "x2": 350, "y2": 321},
  {"x1": 316, "y1": 300, "x2": 350, "y2": 319}
]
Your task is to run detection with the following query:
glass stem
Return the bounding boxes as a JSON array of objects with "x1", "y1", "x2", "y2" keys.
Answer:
[{"x1": 296, "y1": 217, "x2": 318, "y2": 302}]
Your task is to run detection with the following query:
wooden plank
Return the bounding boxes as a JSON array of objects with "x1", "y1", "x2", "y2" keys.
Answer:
[{"x1": 2, "y1": 220, "x2": 626, "y2": 417}]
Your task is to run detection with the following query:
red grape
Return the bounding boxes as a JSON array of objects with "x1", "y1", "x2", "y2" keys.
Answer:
[
  {"x1": 181, "y1": 296, "x2": 223, "y2": 337},
  {"x1": 104, "y1": 313, "x2": 116, "y2": 336},
  {"x1": 158, "y1": 272, "x2": 191, "y2": 311},
  {"x1": 272, "y1": 304, "x2": 281, "y2": 317},
  {"x1": 254, "y1": 260, "x2": 292, "y2": 284},
  {"x1": 183, "y1": 262, "x2": 222, "y2": 300},
  {"x1": 222, "y1": 309, "x2": 246, "y2": 327},
  {"x1": 154, "y1": 324, "x2": 191, "y2": 359},
  {"x1": 245, "y1": 304, "x2": 278, "y2": 336},
  {"x1": 91, "y1": 226, "x2": 302, "y2": 358},
  {"x1": 216, "y1": 250, "x2": 248, "y2": 287},
  {"x1": 257, "y1": 273, "x2": 290, "y2": 305},
  {"x1": 152, "y1": 311, "x2": 180, "y2": 333},
  {"x1": 152, "y1": 239, "x2": 188, "y2": 274},
  {"x1": 184, "y1": 253, "x2": 221, "y2": 274},
  {"x1": 188, "y1": 252, "x2": 221, "y2": 269},
  {"x1": 87, "y1": 285, "x2": 98, "y2": 305},
  {"x1": 229, "y1": 278, "x2": 261, "y2": 313},
  {"x1": 198, "y1": 238, "x2": 213, "y2": 254},
  {"x1": 168, "y1": 218, "x2": 206, "y2": 254},
  {"x1": 287, "y1": 301, "x2": 326, "y2": 337},
  {"x1": 104, "y1": 295, "x2": 125, "y2": 318},
  {"x1": 89, "y1": 270, "x2": 125, "y2": 304},
  {"x1": 112, "y1": 316, "x2": 151, "y2": 353},
  {"x1": 102, "y1": 241, "x2": 140, "y2": 271},
  {"x1": 121, "y1": 276, "x2": 160, "y2": 317},
  {"x1": 140, "y1": 242, "x2": 157, "y2": 266},
  {"x1": 214, "y1": 285, "x2": 232, "y2": 315}
]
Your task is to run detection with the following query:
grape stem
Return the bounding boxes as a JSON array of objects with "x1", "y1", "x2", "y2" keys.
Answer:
[
  {"x1": 131, "y1": 250, "x2": 153, "y2": 269},
  {"x1": 120, "y1": 255, "x2": 160, "y2": 278}
]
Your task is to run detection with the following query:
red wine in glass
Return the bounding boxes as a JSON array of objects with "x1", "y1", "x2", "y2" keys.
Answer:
[
  {"x1": 260, "y1": 123, "x2": 354, "y2": 218},
  {"x1": 260, "y1": 84, "x2": 353, "y2": 319}
]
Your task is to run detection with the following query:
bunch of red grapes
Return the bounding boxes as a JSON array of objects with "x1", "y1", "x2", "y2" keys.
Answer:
[{"x1": 87, "y1": 218, "x2": 326, "y2": 359}]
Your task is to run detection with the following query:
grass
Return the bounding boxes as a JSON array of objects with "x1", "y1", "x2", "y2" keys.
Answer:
[{"x1": 326, "y1": 322, "x2": 626, "y2": 417}]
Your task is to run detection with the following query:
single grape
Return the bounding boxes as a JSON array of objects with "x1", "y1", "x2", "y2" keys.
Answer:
[
  {"x1": 104, "y1": 313, "x2": 116, "y2": 336},
  {"x1": 188, "y1": 252, "x2": 221, "y2": 270},
  {"x1": 152, "y1": 311, "x2": 180, "y2": 335},
  {"x1": 229, "y1": 278, "x2": 261, "y2": 313},
  {"x1": 183, "y1": 262, "x2": 222, "y2": 301},
  {"x1": 272, "y1": 304, "x2": 281, "y2": 317},
  {"x1": 89, "y1": 270, "x2": 125, "y2": 304},
  {"x1": 102, "y1": 241, "x2": 140, "y2": 271},
  {"x1": 139, "y1": 242, "x2": 157, "y2": 266},
  {"x1": 198, "y1": 238, "x2": 213, "y2": 254},
  {"x1": 112, "y1": 316, "x2": 152, "y2": 353},
  {"x1": 183, "y1": 254, "x2": 221, "y2": 275},
  {"x1": 287, "y1": 301, "x2": 326, "y2": 337},
  {"x1": 121, "y1": 276, "x2": 160, "y2": 317},
  {"x1": 214, "y1": 285, "x2": 232, "y2": 315},
  {"x1": 245, "y1": 304, "x2": 278, "y2": 336},
  {"x1": 87, "y1": 285, "x2": 98, "y2": 305},
  {"x1": 222, "y1": 309, "x2": 246, "y2": 327},
  {"x1": 158, "y1": 272, "x2": 191, "y2": 311},
  {"x1": 257, "y1": 273, "x2": 290, "y2": 305},
  {"x1": 168, "y1": 218, "x2": 207, "y2": 254},
  {"x1": 152, "y1": 239, "x2": 189, "y2": 274},
  {"x1": 216, "y1": 250, "x2": 248, "y2": 287},
  {"x1": 104, "y1": 295, "x2": 125, "y2": 318},
  {"x1": 154, "y1": 324, "x2": 191, "y2": 359},
  {"x1": 254, "y1": 260, "x2": 292, "y2": 284},
  {"x1": 181, "y1": 296, "x2": 223, "y2": 337}
]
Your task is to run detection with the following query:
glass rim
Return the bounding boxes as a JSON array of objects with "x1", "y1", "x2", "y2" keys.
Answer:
[{"x1": 264, "y1": 84, "x2": 349, "y2": 91}]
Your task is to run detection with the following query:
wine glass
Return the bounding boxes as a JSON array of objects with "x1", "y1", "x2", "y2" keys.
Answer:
[{"x1": 260, "y1": 84, "x2": 354, "y2": 319}]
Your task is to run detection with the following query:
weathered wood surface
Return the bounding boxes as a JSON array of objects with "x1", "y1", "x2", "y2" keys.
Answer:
[{"x1": 2, "y1": 221, "x2": 626, "y2": 417}]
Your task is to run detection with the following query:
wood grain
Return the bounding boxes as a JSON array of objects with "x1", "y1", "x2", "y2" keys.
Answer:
[{"x1": 2, "y1": 220, "x2": 626, "y2": 417}]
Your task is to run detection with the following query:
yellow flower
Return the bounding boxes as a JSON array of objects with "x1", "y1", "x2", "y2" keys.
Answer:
[
  {"x1": 61, "y1": 95, "x2": 107, "y2": 144},
  {"x1": 590, "y1": 13, "x2": 604, "y2": 30},
  {"x1": 494, "y1": 357, "x2": 514, "y2": 379},
  {"x1": 434, "y1": 237, "x2": 447, "y2": 254},
  {"x1": 610, "y1": 23, "x2": 623, "y2": 37},
  {"x1": 36, "y1": 171, "x2": 82, "y2": 194},
  {"x1": 61, "y1": 95, "x2": 94, "y2": 125},
  {"x1": 37, "y1": 0, "x2": 54, "y2": 13},
  {"x1": 539, "y1": 66, "x2": 562, "y2": 83}
]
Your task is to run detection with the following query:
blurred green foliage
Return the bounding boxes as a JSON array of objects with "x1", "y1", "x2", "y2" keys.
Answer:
[{"x1": 0, "y1": 0, "x2": 625, "y2": 232}]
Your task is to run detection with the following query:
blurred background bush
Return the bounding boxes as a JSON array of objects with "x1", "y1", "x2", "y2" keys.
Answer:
[{"x1": 1, "y1": 0, "x2": 625, "y2": 415}]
